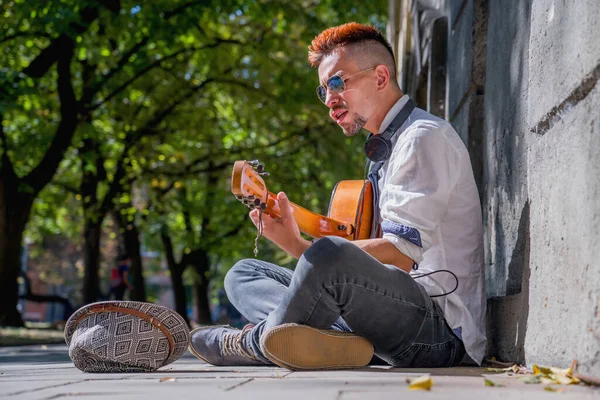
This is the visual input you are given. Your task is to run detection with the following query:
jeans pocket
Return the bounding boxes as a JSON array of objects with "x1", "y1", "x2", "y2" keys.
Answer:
[{"x1": 390, "y1": 339, "x2": 456, "y2": 368}]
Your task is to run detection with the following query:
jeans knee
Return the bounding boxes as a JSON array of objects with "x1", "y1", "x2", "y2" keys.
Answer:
[
  {"x1": 224, "y1": 259, "x2": 254, "y2": 303},
  {"x1": 299, "y1": 236, "x2": 354, "y2": 275},
  {"x1": 305, "y1": 236, "x2": 352, "y2": 262}
]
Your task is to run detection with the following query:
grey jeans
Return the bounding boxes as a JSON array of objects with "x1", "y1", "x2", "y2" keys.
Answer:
[{"x1": 224, "y1": 236, "x2": 464, "y2": 367}]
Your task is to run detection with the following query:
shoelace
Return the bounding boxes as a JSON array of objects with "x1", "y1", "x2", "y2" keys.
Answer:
[{"x1": 220, "y1": 324, "x2": 258, "y2": 360}]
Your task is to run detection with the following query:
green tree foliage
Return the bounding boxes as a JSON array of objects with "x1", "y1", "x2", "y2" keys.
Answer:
[{"x1": 2, "y1": 0, "x2": 387, "y2": 325}]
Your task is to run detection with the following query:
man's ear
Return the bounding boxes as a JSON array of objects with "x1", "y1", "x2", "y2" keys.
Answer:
[{"x1": 374, "y1": 65, "x2": 390, "y2": 91}]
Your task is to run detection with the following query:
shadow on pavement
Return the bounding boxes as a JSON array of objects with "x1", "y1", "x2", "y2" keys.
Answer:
[{"x1": 0, "y1": 345, "x2": 71, "y2": 364}]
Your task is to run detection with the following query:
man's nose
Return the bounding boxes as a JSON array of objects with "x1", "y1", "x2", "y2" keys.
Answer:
[{"x1": 325, "y1": 88, "x2": 340, "y2": 108}]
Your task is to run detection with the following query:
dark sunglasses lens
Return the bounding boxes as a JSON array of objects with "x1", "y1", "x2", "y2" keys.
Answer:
[
  {"x1": 327, "y1": 75, "x2": 345, "y2": 92},
  {"x1": 316, "y1": 86, "x2": 327, "y2": 103}
]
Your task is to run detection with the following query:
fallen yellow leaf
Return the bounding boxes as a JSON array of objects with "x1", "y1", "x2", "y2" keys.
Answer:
[
  {"x1": 484, "y1": 378, "x2": 504, "y2": 387},
  {"x1": 540, "y1": 377, "x2": 558, "y2": 385},
  {"x1": 519, "y1": 375, "x2": 541, "y2": 384},
  {"x1": 484, "y1": 367, "x2": 508, "y2": 373},
  {"x1": 159, "y1": 377, "x2": 176, "y2": 382},
  {"x1": 532, "y1": 364, "x2": 580, "y2": 385},
  {"x1": 485, "y1": 364, "x2": 528, "y2": 374},
  {"x1": 407, "y1": 375, "x2": 433, "y2": 391}
]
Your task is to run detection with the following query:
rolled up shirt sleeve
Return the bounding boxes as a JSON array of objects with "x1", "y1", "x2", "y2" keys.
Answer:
[{"x1": 379, "y1": 124, "x2": 460, "y2": 264}]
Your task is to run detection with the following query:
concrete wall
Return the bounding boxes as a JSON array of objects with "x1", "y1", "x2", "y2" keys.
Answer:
[{"x1": 389, "y1": 0, "x2": 600, "y2": 374}]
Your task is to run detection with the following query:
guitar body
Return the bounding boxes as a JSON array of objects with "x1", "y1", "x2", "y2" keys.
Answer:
[
  {"x1": 328, "y1": 180, "x2": 374, "y2": 240},
  {"x1": 231, "y1": 160, "x2": 375, "y2": 241}
]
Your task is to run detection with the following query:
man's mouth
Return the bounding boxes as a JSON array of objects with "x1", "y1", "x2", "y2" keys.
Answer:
[{"x1": 332, "y1": 109, "x2": 348, "y2": 124}]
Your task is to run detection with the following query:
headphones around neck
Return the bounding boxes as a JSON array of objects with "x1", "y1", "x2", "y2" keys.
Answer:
[{"x1": 364, "y1": 99, "x2": 415, "y2": 163}]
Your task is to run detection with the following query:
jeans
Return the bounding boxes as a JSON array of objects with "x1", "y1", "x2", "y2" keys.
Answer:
[{"x1": 224, "y1": 236, "x2": 464, "y2": 367}]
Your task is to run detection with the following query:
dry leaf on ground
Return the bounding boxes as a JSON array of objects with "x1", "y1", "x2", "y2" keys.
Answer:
[
  {"x1": 532, "y1": 363, "x2": 580, "y2": 385},
  {"x1": 519, "y1": 375, "x2": 541, "y2": 384},
  {"x1": 407, "y1": 375, "x2": 433, "y2": 391},
  {"x1": 484, "y1": 364, "x2": 529, "y2": 374},
  {"x1": 484, "y1": 378, "x2": 504, "y2": 387},
  {"x1": 159, "y1": 377, "x2": 176, "y2": 382}
]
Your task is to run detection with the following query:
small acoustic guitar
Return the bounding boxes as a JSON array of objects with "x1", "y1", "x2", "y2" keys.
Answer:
[{"x1": 231, "y1": 160, "x2": 375, "y2": 240}]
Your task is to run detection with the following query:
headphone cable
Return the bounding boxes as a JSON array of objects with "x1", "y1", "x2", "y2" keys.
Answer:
[{"x1": 412, "y1": 269, "x2": 459, "y2": 298}]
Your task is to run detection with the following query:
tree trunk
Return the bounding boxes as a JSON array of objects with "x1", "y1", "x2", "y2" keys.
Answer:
[
  {"x1": 193, "y1": 276, "x2": 212, "y2": 325},
  {"x1": 192, "y1": 249, "x2": 212, "y2": 325},
  {"x1": 161, "y1": 229, "x2": 189, "y2": 325},
  {"x1": 83, "y1": 219, "x2": 102, "y2": 304},
  {"x1": 118, "y1": 215, "x2": 146, "y2": 301},
  {"x1": 0, "y1": 36, "x2": 78, "y2": 325},
  {"x1": 171, "y1": 266, "x2": 189, "y2": 324},
  {"x1": 0, "y1": 179, "x2": 33, "y2": 326}
]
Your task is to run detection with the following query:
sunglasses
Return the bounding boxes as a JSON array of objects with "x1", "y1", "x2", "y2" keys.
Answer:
[{"x1": 316, "y1": 67, "x2": 376, "y2": 104}]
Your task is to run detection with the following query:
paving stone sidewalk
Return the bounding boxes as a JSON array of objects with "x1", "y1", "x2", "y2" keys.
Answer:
[{"x1": 1, "y1": 344, "x2": 598, "y2": 399}]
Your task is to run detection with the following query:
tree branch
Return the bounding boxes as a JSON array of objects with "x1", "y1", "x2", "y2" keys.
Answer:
[
  {"x1": 147, "y1": 126, "x2": 312, "y2": 178},
  {"x1": 204, "y1": 218, "x2": 247, "y2": 248},
  {"x1": 22, "y1": 1, "x2": 121, "y2": 78},
  {"x1": 163, "y1": 0, "x2": 209, "y2": 19},
  {"x1": 0, "y1": 31, "x2": 51, "y2": 44},
  {"x1": 98, "y1": 77, "x2": 218, "y2": 215},
  {"x1": 23, "y1": 38, "x2": 79, "y2": 193},
  {"x1": 88, "y1": 36, "x2": 150, "y2": 98},
  {"x1": 51, "y1": 180, "x2": 80, "y2": 195},
  {"x1": 0, "y1": 112, "x2": 14, "y2": 173},
  {"x1": 207, "y1": 78, "x2": 270, "y2": 97},
  {"x1": 88, "y1": 39, "x2": 241, "y2": 112}
]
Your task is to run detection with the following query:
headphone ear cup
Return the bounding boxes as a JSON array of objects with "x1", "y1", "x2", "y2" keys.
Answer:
[{"x1": 364, "y1": 135, "x2": 391, "y2": 163}]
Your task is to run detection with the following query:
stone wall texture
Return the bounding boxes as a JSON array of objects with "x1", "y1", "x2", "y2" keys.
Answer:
[{"x1": 389, "y1": 0, "x2": 600, "y2": 374}]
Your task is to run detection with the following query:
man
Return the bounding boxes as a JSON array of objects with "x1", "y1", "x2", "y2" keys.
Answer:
[
  {"x1": 109, "y1": 254, "x2": 132, "y2": 301},
  {"x1": 189, "y1": 22, "x2": 486, "y2": 370}
]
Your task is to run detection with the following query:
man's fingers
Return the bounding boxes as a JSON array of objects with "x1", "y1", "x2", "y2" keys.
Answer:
[
  {"x1": 277, "y1": 192, "x2": 293, "y2": 218},
  {"x1": 249, "y1": 209, "x2": 260, "y2": 227}
]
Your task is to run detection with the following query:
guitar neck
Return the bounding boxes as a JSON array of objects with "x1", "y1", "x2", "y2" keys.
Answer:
[{"x1": 263, "y1": 192, "x2": 353, "y2": 239}]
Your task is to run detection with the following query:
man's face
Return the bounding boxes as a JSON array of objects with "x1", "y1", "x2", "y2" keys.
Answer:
[{"x1": 317, "y1": 49, "x2": 376, "y2": 136}]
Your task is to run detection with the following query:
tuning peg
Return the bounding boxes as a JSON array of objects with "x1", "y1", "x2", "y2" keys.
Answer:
[
  {"x1": 256, "y1": 164, "x2": 264, "y2": 173},
  {"x1": 248, "y1": 160, "x2": 259, "y2": 166},
  {"x1": 259, "y1": 172, "x2": 270, "y2": 177}
]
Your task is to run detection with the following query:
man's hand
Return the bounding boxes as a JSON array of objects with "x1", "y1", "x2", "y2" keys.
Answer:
[{"x1": 249, "y1": 192, "x2": 311, "y2": 259}]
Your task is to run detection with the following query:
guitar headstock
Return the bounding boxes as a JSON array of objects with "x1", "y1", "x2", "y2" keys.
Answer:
[{"x1": 231, "y1": 160, "x2": 271, "y2": 210}]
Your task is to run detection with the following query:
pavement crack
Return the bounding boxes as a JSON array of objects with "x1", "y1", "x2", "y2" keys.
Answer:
[
  {"x1": 224, "y1": 378, "x2": 254, "y2": 391},
  {"x1": 6, "y1": 380, "x2": 83, "y2": 396}
]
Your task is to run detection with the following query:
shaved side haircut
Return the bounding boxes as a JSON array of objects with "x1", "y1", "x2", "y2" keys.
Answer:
[{"x1": 308, "y1": 23, "x2": 399, "y2": 87}]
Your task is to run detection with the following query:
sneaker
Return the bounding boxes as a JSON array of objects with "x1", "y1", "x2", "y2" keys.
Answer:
[
  {"x1": 188, "y1": 324, "x2": 265, "y2": 366},
  {"x1": 260, "y1": 323, "x2": 374, "y2": 370}
]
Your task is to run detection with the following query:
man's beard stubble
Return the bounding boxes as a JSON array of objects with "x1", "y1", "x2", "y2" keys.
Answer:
[{"x1": 342, "y1": 112, "x2": 368, "y2": 137}]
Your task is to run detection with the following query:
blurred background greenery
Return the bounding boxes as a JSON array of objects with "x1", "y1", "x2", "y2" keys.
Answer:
[{"x1": 0, "y1": 0, "x2": 387, "y2": 330}]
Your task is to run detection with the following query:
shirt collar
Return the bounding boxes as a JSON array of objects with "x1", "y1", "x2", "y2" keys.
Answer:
[{"x1": 378, "y1": 95, "x2": 410, "y2": 134}]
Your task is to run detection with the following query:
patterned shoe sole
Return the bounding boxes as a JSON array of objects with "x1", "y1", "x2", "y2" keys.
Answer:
[{"x1": 260, "y1": 324, "x2": 374, "y2": 370}]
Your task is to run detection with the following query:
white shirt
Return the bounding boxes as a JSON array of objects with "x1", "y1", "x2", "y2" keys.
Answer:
[{"x1": 376, "y1": 96, "x2": 487, "y2": 365}]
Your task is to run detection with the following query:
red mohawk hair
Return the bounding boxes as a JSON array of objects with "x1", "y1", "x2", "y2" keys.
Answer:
[{"x1": 308, "y1": 23, "x2": 395, "y2": 67}]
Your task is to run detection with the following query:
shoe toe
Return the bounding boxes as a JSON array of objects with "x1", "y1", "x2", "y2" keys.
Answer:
[{"x1": 188, "y1": 326, "x2": 226, "y2": 364}]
